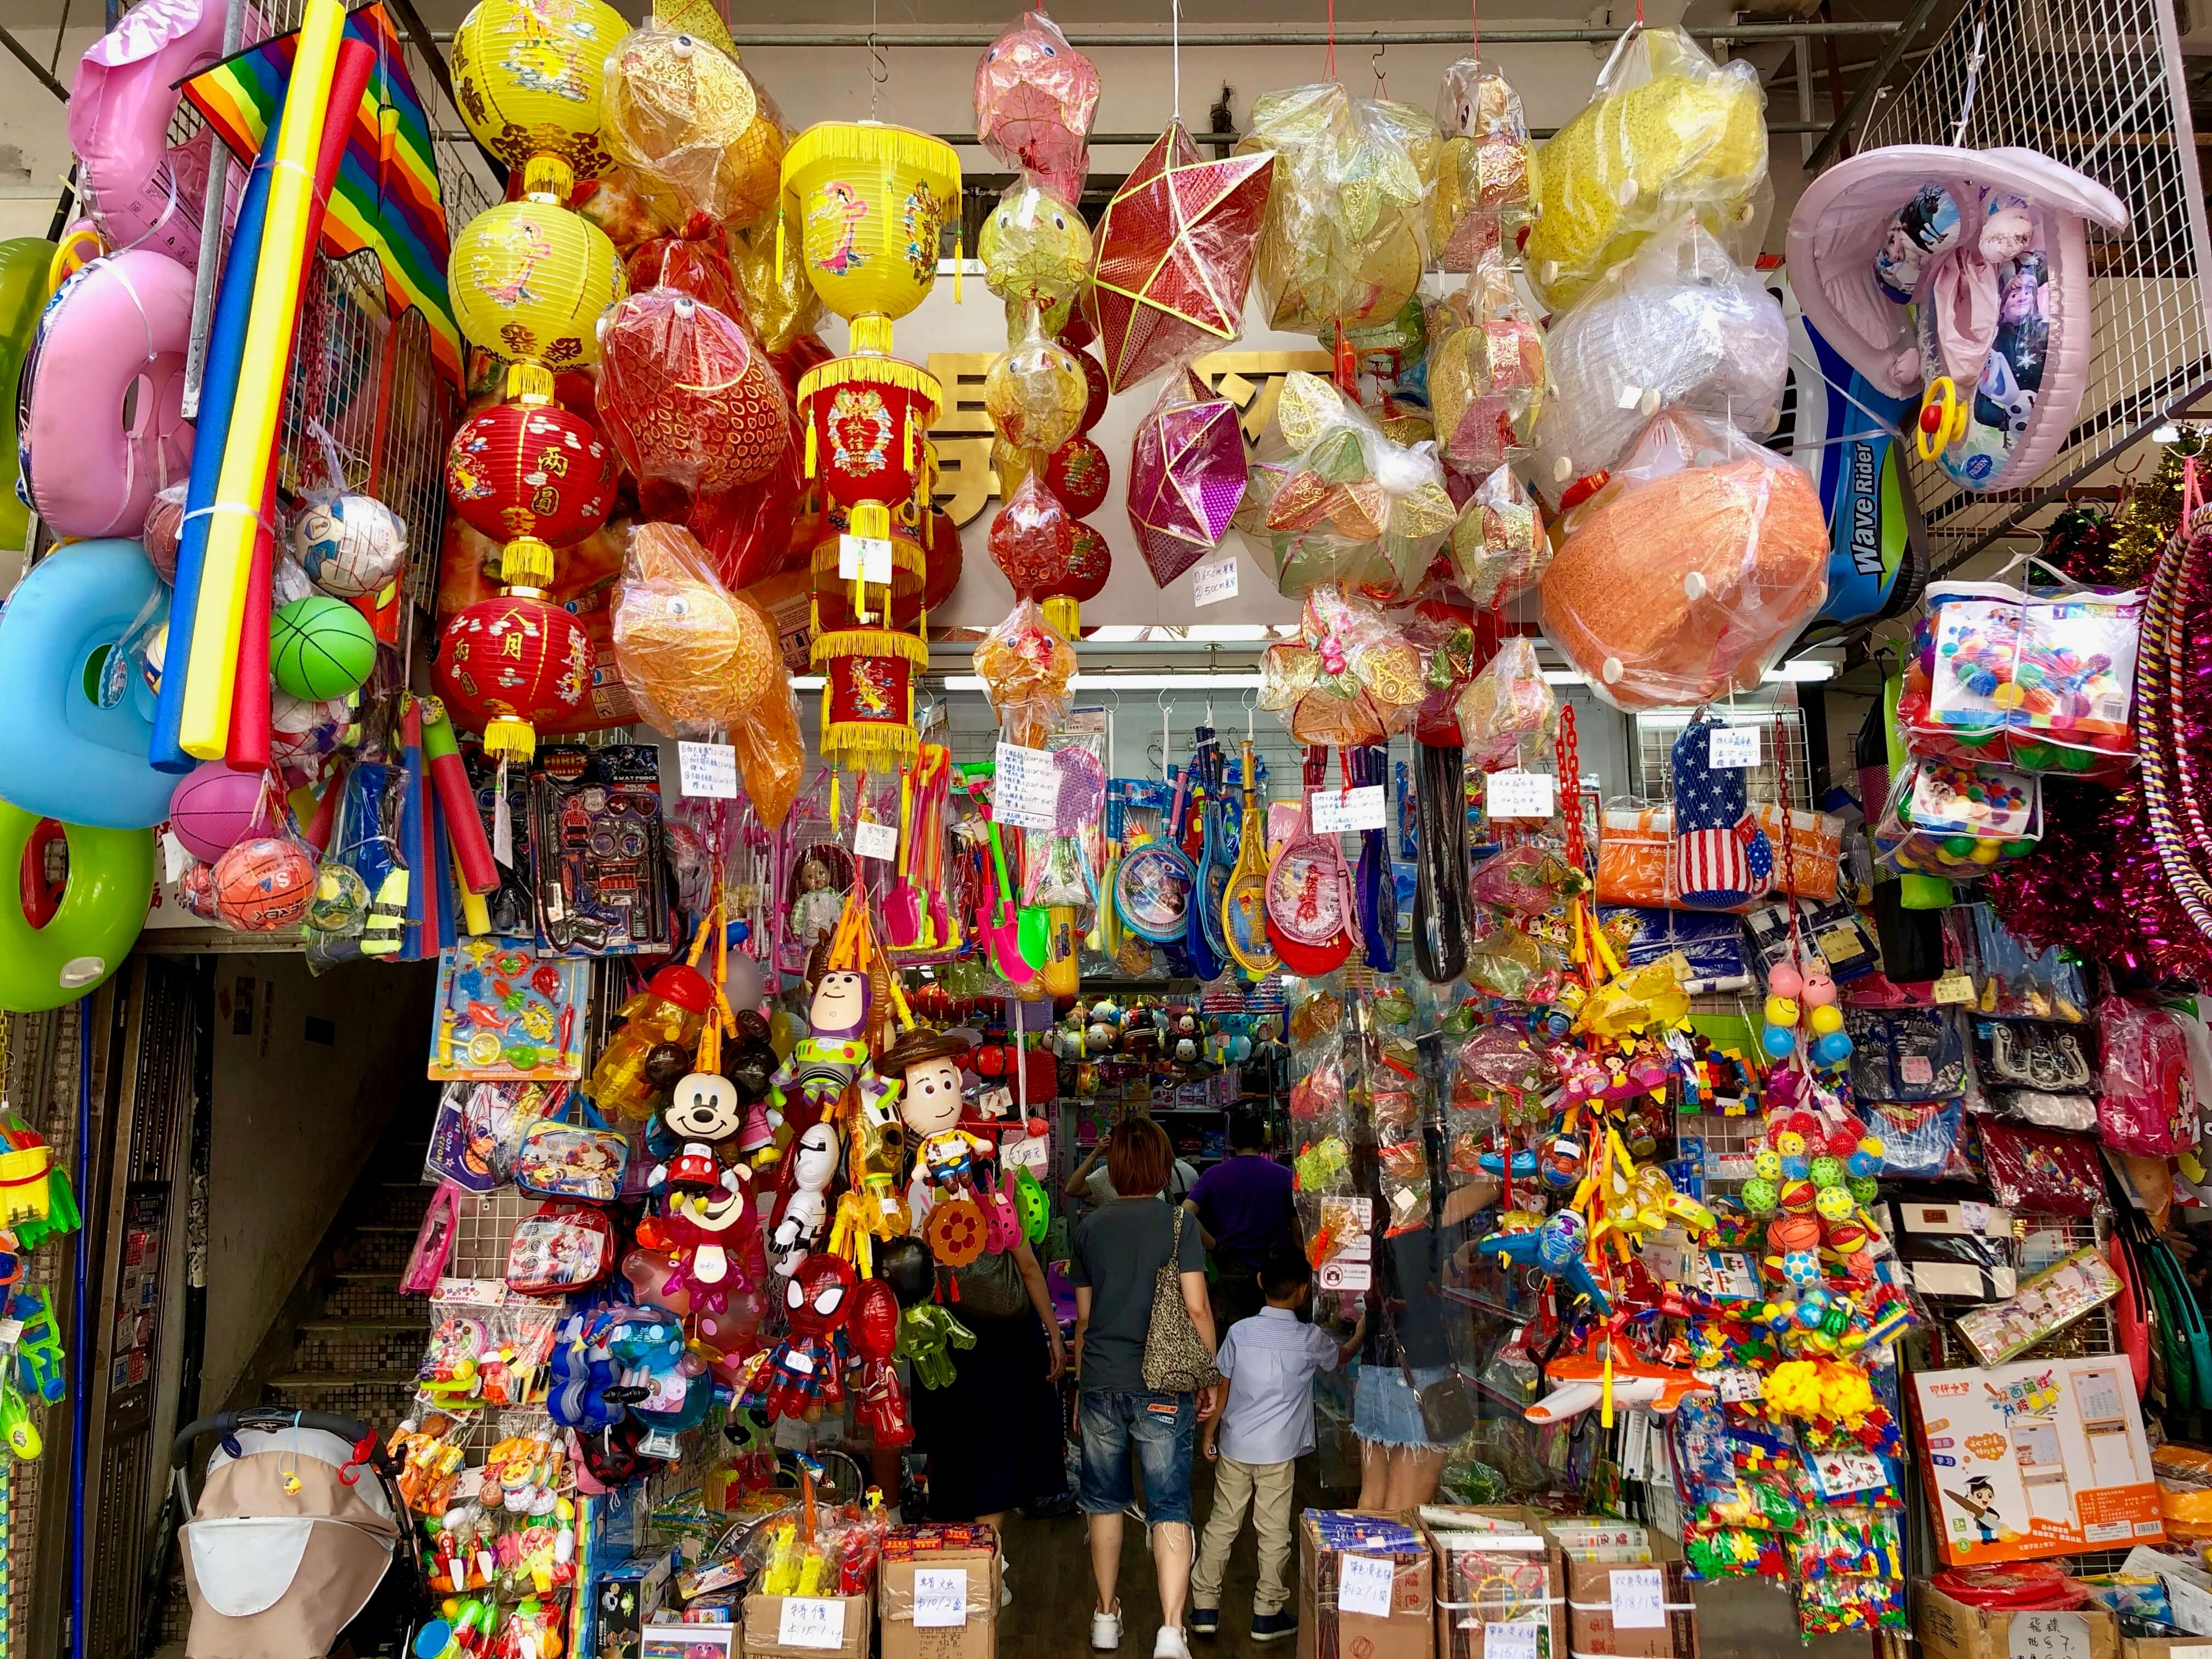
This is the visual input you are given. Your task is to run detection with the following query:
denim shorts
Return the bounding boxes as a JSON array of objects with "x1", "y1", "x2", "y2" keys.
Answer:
[
  {"x1": 1352, "y1": 1361, "x2": 1456, "y2": 1451},
  {"x1": 1077, "y1": 1390, "x2": 1196, "y2": 1526}
]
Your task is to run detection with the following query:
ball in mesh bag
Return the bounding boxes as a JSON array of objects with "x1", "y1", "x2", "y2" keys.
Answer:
[
  {"x1": 294, "y1": 494, "x2": 409, "y2": 599},
  {"x1": 212, "y1": 837, "x2": 316, "y2": 932}
]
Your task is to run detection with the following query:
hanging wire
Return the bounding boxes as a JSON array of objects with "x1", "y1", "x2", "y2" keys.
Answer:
[
  {"x1": 1371, "y1": 37, "x2": 1387, "y2": 98},
  {"x1": 1471, "y1": 0, "x2": 1479, "y2": 56},
  {"x1": 1326, "y1": 0, "x2": 1336, "y2": 80},
  {"x1": 1949, "y1": 1, "x2": 1987, "y2": 147},
  {"x1": 1171, "y1": 0, "x2": 1182, "y2": 123},
  {"x1": 868, "y1": 0, "x2": 888, "y2": 117}
]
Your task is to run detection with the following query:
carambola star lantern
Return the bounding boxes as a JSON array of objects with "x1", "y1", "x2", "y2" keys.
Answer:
[{"x1": 1127, "y1": 365, "x2": 1248, "y2": 585}]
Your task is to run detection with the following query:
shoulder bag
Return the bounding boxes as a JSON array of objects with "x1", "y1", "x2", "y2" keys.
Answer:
[{"x1": 1141, "y1": 1207, "x2": 1222, "y2": 1394}]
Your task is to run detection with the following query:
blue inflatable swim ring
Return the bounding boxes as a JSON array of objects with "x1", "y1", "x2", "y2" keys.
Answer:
[{"x1": 0, "y1": 538, "x2": 171, "y2": 829}]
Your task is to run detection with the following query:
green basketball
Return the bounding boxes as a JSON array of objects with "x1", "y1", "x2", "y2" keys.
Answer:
[{"x1": 270, "y1": 596, "x2": 376, "y2": 699}]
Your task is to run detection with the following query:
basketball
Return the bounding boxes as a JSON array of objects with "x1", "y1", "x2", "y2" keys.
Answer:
[
  {"x1": 294, "y1": 494, "x2": 408, "y2": 599},
  {"x1": 212, "y1": 837, "x2": 315, "y2": 932},
  {"x1": 168, "y1": 761, "x2": 265, "y2": 862},
  {"x1": 143, "y1": 486, "x2": 185, "y2": 582},
  {"x1": 271, "y1": 596, "x2": 377, "y2": 700}
]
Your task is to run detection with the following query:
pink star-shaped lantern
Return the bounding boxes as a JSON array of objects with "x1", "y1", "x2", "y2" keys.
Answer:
[{"x1": 1125, "y1": 366, "x2": 1248, "y2": 585}]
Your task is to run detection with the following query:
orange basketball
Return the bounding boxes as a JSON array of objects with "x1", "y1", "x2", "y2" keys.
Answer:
[{"x1": 211, "y1": 837, "x2": 316, "y2": 932}]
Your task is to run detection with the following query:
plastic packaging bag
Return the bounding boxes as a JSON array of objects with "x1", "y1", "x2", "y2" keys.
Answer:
[
  {"x1": 973, "y1": 599, "x2": 1077, "y2": 748},
  {"x1": 1449, "y1": 465, "x2": 1549, "y2": 611},
  {"x1": 1428, "y1": 266, "x2": 1545, "y2": 479},
  {"x1": 1532, "y1": 217, "x2": 1787, "y2": 495},
  {"x1": 1259, "y1": 583, "x2": 1428, "y2": 747},
  {"x1": 2097, "y1": 996, "x2": 2196, "y2": 1156},
  {"x1": 1537, "y1": 410, "x2": 1827, "y2": 710},
  {"x1": 1523, "y1": 25, "x2": 1770, "y2": 313},
  {"x1": 1455, "y1": 636, "x2": 1556, "y2": 771},
  {"x1": 1432, "y1": 56, "x2": 1532, "y2": 270},
  {"x1": 597, "y1": 287, "x2": 792, "y2": 494},
  {"x1": 601, "y1": 22, "x2": 788, "y2": 225},
  {"x1": 1237, "y1": 82, "x2": 1439, "y2": 335}
]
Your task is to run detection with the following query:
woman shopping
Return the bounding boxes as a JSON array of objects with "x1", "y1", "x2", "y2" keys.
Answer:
[{"x1": 1070, "y1": 1116, "x2": 1221, "y2": 1659}]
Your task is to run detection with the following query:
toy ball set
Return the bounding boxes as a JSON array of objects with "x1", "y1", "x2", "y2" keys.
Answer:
[{"x1": 19, "y1": 0, "x2": 2212, "y2": 1654}]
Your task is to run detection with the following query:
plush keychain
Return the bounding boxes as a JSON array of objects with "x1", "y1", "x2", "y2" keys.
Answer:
[{"x1": 1671, "y1": 716, "x2": 1774, "y2": 910}]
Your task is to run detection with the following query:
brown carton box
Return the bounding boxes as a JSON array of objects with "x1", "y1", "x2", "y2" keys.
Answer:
[
  {"x1": 1916, "y1": 1585, "x2": 2118, "y2": 1659},
  {"x1": 1427, "y1": 1525, "x2": 1565, "y2": 1659},
  {"x1": 1297, "y1": 1509, "x2": 1435, "y2": 1659},
  {"x1": 2125, "y1": 1642, "x2": 2212, "y2": 1659},
  {"x1": 741, "y1": 1593, "x2": 871, "y2": 1659},
  {"x1": 1562, "y1": 1556, "x2": 1697, "y2": 1659},
  {"x1": 881, "y1": 1545, "x2": 998, "y2": 1659}
]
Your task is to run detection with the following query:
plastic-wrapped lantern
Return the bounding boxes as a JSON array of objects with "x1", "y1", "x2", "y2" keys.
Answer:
[
  {"x1": 973, "y1": 9, "x2": 1100, "y2": 202},
  {"x1": 990, "y1": 475, "x2": 1075, "y2": 599},
  {"x1": 978, "y1": 179, "x2": 1094, "y2": 309},
  {"x1": 447, "y1": 380, "x2": 618, "y2": 588},
  {"x1": 1042, "y1": 520, "x2": 1111, "y2": 627},
  {"x1": 450, "y1": 0, "x2": 629, "y2": 176},
  {"x1": 435, "y1": 590, "x2": 594, "y2": 759},
  {"x1": 983, "y1": 314, "x2": 1088, "y2": 454},
  {"x1": 450, "y1": 158, "x2": 628, "y2": 370},
  {"x1": 596, "y1": 287, "x2": 791, "y2": 493},
  {"x1": 600, "y1": 22, "x2": 784, "y2": 226},
  {"x1": 1125, "y1": 366, "x2": 1247, "y2": 585}
]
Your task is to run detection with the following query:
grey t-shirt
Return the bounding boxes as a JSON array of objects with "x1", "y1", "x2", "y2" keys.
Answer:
[{"x1": 1069, "y1": 1198, "x2": 1206, "y2": 1393}]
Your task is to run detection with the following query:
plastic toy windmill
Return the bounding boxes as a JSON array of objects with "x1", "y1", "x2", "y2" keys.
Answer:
[{"x1": 973, "y1": 9, "x2": 1100, "y2": 203}]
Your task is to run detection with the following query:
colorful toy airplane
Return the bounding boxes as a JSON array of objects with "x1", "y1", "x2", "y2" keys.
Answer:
[
  {"x1": 1474, "y1": 1210, "x2": 1612, "y2": 1314},
  {"x1": 1524, "y1": 1345, "x2": 1714, "y2": 1427}
]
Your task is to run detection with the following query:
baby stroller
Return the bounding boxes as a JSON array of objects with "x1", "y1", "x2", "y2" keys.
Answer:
[{"x1": 172, "y1": 1407, "x2": 426, "y2": 1659}]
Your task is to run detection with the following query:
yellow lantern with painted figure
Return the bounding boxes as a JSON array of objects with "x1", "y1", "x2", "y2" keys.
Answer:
[
  {"x1": 450, "y1": 0, "x2": 629, "y2": 177},
  {"x1": 450, "y1": 159, "x2": 628, "y2": 369},
  {"x1": 780, "y1": 121, "x2": 961, "y2": 333}
]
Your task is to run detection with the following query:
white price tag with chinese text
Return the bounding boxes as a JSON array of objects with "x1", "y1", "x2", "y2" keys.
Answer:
[
  {"x1": 1005, "y1": 1133, "x2": 1050, "y2": 1171},
  {"x1": 779, "y1": 1598, "x2": 847, "y2": 1650},
  {"x1": 1813, "y1": 1448, "x2": 1889, "y2": 1498},
  {"x1": 1483, "y1": 1623, "x2": 1540, "y2": 1659},
  {"x1": 2006, "y1": 1612, "x2": 2091, "y2": 1659},
  {"x1": 1310, "y1": 785, "x2": 1386, "y2": 833},
  {"x1": 678, "y1": 742, "x2": 739, "y2": 799},
  {"x1": 161, "y1": 830, "x2": 190, "y2": 884},
  {"x1": 912, "y1": 1568, "x2": 969, "y2": 1629},
  {"x1": 853, "y1": 819, "x2": 898, "y2": 862},
  {"x1": 993, "y1": 743, "x2": 1062, "y2": 831},
  {"x1": 1193, "y1": 556, "x2": 1239, "y2": 607},
  {"x1": 1708, "y1": 725, "x2": 1760, "y2": 769},
  {"x1": 838, "y1": 534, "x2": 893, "y2": 586},
  {"x1": 1610, "y1": 1568, "x2": 1667, "y2": 1629},
  {"x1": 1487, "y1": 770, "x2": 1556, "y2": 820},
  {"x1": 1338, "y1": 1554, "x2": 1396, "y2": 1618}
]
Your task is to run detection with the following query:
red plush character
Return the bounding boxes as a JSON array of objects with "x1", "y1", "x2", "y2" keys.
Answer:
[
  {"x1": 759, "y1": 1253, "x2": 856, "y2": 1423},
  {"x1": 848, "y1": 1278, "x2": 913, "y2": 1447}
]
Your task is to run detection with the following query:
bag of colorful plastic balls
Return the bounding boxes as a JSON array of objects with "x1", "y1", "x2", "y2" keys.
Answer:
[
  {"x1": 1530, "y1": 215, "x2": 1788, "y2": 499},
  {"x1": 1895, "y1": 581, "x2": 2141, "y2": 778},
  {"x1": 1872, "y1": 755, "x2": 2042, "y2": 881},
  {"x1": 1237, "y1": 81, "x2": 1440, "y2": 335},
  {"x1": 1431, "y1": 55, "x2": 1532, "y2": 271},
  {"x1": 1523, "y1": 24, "x2": 1770, "y2": 313},
  {"x1": 1235, "y1": 371, "x2": 1457, "y2": 599}
]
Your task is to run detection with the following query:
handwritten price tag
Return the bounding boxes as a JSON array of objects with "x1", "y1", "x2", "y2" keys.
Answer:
[
  {"x1": 1933, "y1": 973, "x2": 1977, "y2": 1005},
  {"x1": 1005, "y1": 1133, "x2": 1050, "y2": 1171},
  {"x1": 677, "y1": 742, "x2": 739, "y2": 800},
  {"x1": 1483, "y1": 1622, "x2": 1541, "y2": 1659},
  {"x1": 1487, "y1": 770, "x2": 1556, "y2": 820},
  {"x1": 1610, "y1": 1568, "x2": 1667, "y2": 1630},
  {"x1": 838, "y1": 533, "x2": 893, "y2": 585},
  {"x1": 912, "y1": 1568, "x2": 969, "y2": 1629},
  {"x1": 854, "y1": 819, "x2": 899, "y2": 862},
  {"x1": 993, "y1": 743, "x2": 1062, "y2": 831},
  {"x1": 1338, "y1": 1554, "x2": 1396, "y2": 1618},
  {"x1": 1193, "y1": 556, "x2": 1239, "y2": 607},
  {"x1": 780, "y1": 1599, "x2": 847, "y2": 1650},
  {"x1": 1708, "y1": 725, "x2": 1761, "y2": 768},
  {"x1": 2006, "y1": 1613, "x2": 2091, "y2": 1659},
  {"x1": 1311, "y1": 785, "x2": 1386, "y2": 833}
]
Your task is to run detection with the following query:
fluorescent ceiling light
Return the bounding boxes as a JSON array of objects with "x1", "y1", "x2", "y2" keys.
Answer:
[
  {"x1": 1763, "y1": 660, "x2": 1838, "y2": 682},
  {"x1": 793, "y1": 675, "x2": 825, "y2": 690},
  {"x1": 939, "y1": 673, "x2": 1265, "y2": 692}
]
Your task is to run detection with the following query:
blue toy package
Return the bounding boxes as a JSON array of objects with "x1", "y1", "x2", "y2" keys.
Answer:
[{"x1": 1601, "y1": 905, "x2": 1753, "y2": 991}]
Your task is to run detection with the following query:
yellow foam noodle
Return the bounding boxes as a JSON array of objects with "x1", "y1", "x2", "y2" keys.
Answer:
[
  {"x1": 178, "y1": 0, "x2": 347, "y2": 759},
  {"x1": 451, "y1": 840, "x2": 492, "y2": 937}
]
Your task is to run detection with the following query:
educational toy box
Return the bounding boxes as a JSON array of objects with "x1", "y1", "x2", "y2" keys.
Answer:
[{"x1": 1297, "y1": 1509, "x2": 1435, "y2": 1659}]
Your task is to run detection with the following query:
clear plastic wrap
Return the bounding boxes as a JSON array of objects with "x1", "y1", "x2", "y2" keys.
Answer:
[
  {"x1": 973, "y1": 599, "x2": 1076, "y2": 747},
  {"x1": 1455, "y1": 635, "x2": 1556, "y2": 771},
  {"x1": 1234, "y1": 370, "x2": 1456, "y2": 599},
  {"x1": 2096, "y1": 996, "x2": 2195, "y2": 1156},
  {"x1": 1426, "y1": 268, "x2": 1545, "y2": 479},
  {"x1": 1449, "y1": 464, "x2": 1548, "y2": 609},
  {"x1": 1537, "y1": 410, "x2": 1829, "y2": 710},
  {"x1": 1531, "y1": 216, "x2": 1788, "y2": 494},
  {"x1": 600, "y1": 24, "x2": 786, "y2": 225},
  {"x1": 1238, "y1": 82, "x2": 1440, "y2": 335},
  {"x1": 1258, "y1": 583, "x2": 1427, "y2": 746},
  {"x1": 729, "y1": 207, "x2": 825, "y2": 354},
  {"x1": 1523, "y1": 25, "x2": 1771, "y2": 313},
  {"x1": 1976, "y1": 1120, "x2": 2106, "y2": 1215},
  {"x1": 596, "y1": 287, "x2": 791, "y2": 493},
  {"x1": 1126, "y1": 366, "x2": 1246, "y2": 585},
  {"x1": 973, "y1": 9, "x2": 1101, "y2": 202},
  {"x1": 1432, "y1": 56, "x2": 1532, "y2": 271},
  {"x1": 978, "y1": 179, "x2": 1094, "y2": 308},
  {"x1": 983, "y1": 307, "x2": 1089, "y2": 453}
]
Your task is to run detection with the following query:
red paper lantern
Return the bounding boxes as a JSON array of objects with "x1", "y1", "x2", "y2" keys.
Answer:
[
  {"x1": 597, "y1": 289, "x2": 791, "y2": 494},
  {"x1": 990, "y1": 475, "x2": 1075, "y2": 599},
  {"x1": 1074, "y1": 348, "x2": 1109, "y2": 433},
  {"x1": 919, "y1": 507, "x2": 963, "y2": 612},
  {"x1": 436, "y1": 591, "x2": 595, "y2": 759},
  {"x1": 447, "y1": 402, "x2": 619, "y2": 552},
  {"x1": 1049, "y1": 521, "x2": 1111, "y2": 603},
  {"x1": 1046, "y1": 435, "x2": 1111, "y2": 517}
]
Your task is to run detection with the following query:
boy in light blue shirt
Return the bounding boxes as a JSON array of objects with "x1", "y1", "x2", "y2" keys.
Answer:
[{"x1": 1189, "y1": 1244, "x2": 1364, "y2": 1644}]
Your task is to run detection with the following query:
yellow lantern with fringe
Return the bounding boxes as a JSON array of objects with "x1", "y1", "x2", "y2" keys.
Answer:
[
  {"x1": 451, "y1": 0, "x2": 629, "y2": 176},
  {"x1": 779, "y1": 120, "x2": 961, "y2": 331}
]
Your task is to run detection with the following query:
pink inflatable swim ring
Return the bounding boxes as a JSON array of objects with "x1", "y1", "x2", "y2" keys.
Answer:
[
  {"x1": 67, "y1": 0, "x2": 228, "y2": 267},
  {"x1": 17, "y1": 249, "x2": 197, "y2": 539}
]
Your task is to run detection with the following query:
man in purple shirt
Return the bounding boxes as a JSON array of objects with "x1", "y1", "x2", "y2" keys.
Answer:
[{"x1": 1182, "y1": 1110, "x2": 1297, "y2": 1330}]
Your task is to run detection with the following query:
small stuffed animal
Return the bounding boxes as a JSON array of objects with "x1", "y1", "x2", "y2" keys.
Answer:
[{"x1": 1670, "y1": 716, "x2": 1774, "y2": 910}]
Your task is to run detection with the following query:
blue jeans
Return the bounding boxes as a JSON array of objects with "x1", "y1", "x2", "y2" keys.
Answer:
[
  {"x1": 1352, "y1": 1361, "x2": 1456, "y2": 1450},
  {"x1": 1077, "y1": 1390, "x2": 1196, "y2": 1526}
]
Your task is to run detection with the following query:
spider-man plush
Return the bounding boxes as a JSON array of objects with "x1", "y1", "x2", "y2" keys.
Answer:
[{"x1": 757, "y1": 1253, "x2": 856, "y2": 1423}]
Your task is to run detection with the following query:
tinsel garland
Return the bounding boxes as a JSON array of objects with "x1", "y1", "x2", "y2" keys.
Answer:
[{"x1": 2102, "y1": 429, "x2": 2206, "y2": 587}]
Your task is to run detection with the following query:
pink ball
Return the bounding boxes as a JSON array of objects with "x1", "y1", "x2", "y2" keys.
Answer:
[
  {"x1": 1767, "y1": 962, "x2": 1804, "y2": 1000},
  {"x1": 1802, "y1": 968, "x2": 1839, "y2": 1007},
  {"x1": 168, "y1": 763, "x2": 268, "y2": 862}
]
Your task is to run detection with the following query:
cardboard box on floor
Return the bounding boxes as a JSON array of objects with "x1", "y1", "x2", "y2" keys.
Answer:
[
  {"x1": 741, "y1": 1593, "x2": 871, "y2": 1659},
  {"x1": 1426, "y1": 1526, "x2": 1565, "y2": 1659},
  {"x1": 881, "y1": 1545, "x2": 998, "y2": 1659},
  {"x1": 1562, "y1": 1556, "x2": 1698, "y2": 1659},
  {"x1": 2125, "y1": 1641, "x2": 2212, "y2": 1659},
  {"x1": 1916, "y1": 1584, "x2": 2118, "y2": 1659},
  {"x1": 1298, "y1": 1509, "x2": 1435, "y2": 1659}
]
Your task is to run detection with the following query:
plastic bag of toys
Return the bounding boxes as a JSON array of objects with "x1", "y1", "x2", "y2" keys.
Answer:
[
  {"x1": 1432, "y1": 56, "x2": 1532, "y2": 270},
  {"x1": 1235, "y1": 371, "x2": 1456, "y2": 599},
  {"x1": 1238, "y1": 81, "x2": 1440, "y2": 335},
  {"x1": 1523, "y1": 24, "x2": 1771, "y2": 313},
  {"x1": 1532, "y1": 216, "x2": 1788, "y2": 496}
]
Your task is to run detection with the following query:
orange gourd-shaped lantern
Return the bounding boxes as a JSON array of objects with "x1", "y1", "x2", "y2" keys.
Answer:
[{"x1": 435, "y1": 591, "x2": 594, "y2": 759}]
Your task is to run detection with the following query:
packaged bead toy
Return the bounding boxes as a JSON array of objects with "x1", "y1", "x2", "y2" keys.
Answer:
[{"x1": 1873, "y1": 755, "x2": 2042, "y2": 880}]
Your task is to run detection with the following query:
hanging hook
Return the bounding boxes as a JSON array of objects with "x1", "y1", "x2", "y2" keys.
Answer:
[{"x1": 1370, "y1": 36, "x2": 1387, "y2": 97}]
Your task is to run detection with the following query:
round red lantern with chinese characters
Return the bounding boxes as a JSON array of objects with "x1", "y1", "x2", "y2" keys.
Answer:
[
  {"x1": 1075, "y1": 348, "x2": 1108, "y2": 433},
  {"x1": 1046, "y1": 435, "x2": 1111, "y2": 517},
  {"x1": 447, "y1": 401, "x2": 618, "y2": 552},
  {"x1": 435, "y1": 591, "x2": 594, "y2": 760}
]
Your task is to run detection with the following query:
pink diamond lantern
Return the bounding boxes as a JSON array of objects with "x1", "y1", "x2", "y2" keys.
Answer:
[{"x1": 1126, "y1": 366, "x2": 1248, "y2": 585}]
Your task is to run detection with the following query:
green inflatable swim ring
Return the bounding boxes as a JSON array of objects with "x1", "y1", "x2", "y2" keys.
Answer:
[{"x1": 0, "y1": 802, "x2": 151, "y2": 1011}]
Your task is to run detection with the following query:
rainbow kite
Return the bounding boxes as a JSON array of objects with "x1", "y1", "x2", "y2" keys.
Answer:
[{"x1": 182, "y1": 2, "x2": 462, "y2": 390}]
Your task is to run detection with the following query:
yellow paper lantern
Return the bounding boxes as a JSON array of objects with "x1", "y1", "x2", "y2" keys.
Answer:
[
  {"x1": 780, "y1": 121, "x2": 961, "y2": 334},
  {"x1": 451, "y1": 0, "x2": 630, "y2": 176},
  {"x1": 450, "y1": 161, "x2": 629, "y2": 368}
]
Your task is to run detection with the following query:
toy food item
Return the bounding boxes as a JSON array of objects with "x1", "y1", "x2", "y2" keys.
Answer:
[
  {"x1": 1126, "y1": 366, "x2": 1247, "y2": 585},
  {"x1": 1523, "y1": 25, "x2": 1770, "y2": 312},
  {"x1": 1538, "y1": 410, "x2": 1829, "y2": 709},
  {"x1": 1432, "y1": 55, "x2": 1532, "y2": 270},
  {"x1": 973, "y1": 8, "x2": 1100, "y2": 202},
  {"x1": 1532, "y1": 216, "x2": 1788, "y2": 495},
  {"x1": 1786, "y1": 145, "x2": 2128, "y2": 494},
  {"x1": 1238, "y1": 81, "x2": 1438, "y2": 335}
]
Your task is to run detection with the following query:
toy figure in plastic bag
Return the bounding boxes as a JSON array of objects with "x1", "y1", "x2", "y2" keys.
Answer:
[
  {"x1": 1259, "y1": 584, "x2": 1427, "y2": 747},
  {"x1": 1235, "y1": 371, "x2": 1455, "y2": 599},
  {"x1": 1450, "y1": 464, "x2": 1548, "y2": 609},
  {"x1": 1538, "y1": 410, "x2": 1828, "y2": 709},
  {"x1": 973, "y1": 9, "x2": 1100, "y2": 203},
  {"x1": 1427, "y1": 264, "x2": 1545, "y2": 479},
  {"x1": 979, "y1": 179, "x2": 1094, "y2": 311},
  {"x1": 1457, "y1": 635, "x2": 1556, "y2": 771},
  {"x1": 1433, "y1": 57, "x2": 1532, "y2": 270},
  {"x1": 597, "y1": 288, "x2": 791, "y2": 495},
  {"x1": 601, "y1": 22, "x2": 786, "y2": 225},
  {"x1": 1523, "y1": 25, "x2": 1771, "y2": 313},
  {"x1": 1237, "y1": 82, "x2": 1440, "y2": 334},
  {"x1": 974, "y1": 599, "x2": 1076, "y2": 746},
  {"x1": 1532, "y1": 216, "x2": 1787, "y2": 496}
]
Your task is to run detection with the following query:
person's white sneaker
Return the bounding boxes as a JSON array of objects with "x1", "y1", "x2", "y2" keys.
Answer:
[
  {"x1": 1092, "y1": 1604, "x2": 1124, "y2": 1650},
  {"x1": 1153, "y1": 1625, "x2": 1193, "y2": 1659}
]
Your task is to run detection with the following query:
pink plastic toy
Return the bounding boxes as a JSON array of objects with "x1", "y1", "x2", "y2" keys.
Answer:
[{"x1": 67, "y1": 0, "x2": 229, "y2": 267}]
